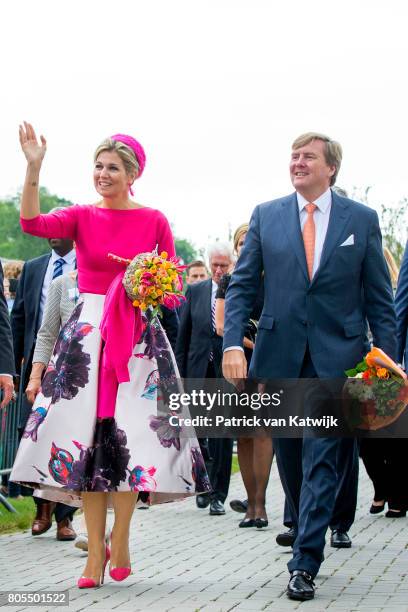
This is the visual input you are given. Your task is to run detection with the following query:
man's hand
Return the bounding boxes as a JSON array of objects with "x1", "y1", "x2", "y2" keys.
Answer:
[
  {"x1": 0, "y1": 375, "x2": 14, "y2": 409},
  {"x1": 222, "y1": 349, "x2": 247, "y2": 383}
]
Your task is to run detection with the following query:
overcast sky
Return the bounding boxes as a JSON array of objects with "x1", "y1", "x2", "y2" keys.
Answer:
[{"x1": 2, "y1": 0, "x2": 407, "y2": 253}]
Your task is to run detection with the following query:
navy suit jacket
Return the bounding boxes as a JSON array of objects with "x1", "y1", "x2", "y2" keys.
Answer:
[
  {"x1": 175, "y1": 278, "x2": 222, "y2": 378},
  {"x1": 0, "y1": 263, "x2": 15, "y2": 376},
  {"x1": 11, "y1": 253, "x2": 51, "y2": 388},
  {"x1": 223, "y1": 191, "x2": 397, "y2": 378},
  {"x1": 395, "y1": 241, "x2": 408, "y2": 367}
]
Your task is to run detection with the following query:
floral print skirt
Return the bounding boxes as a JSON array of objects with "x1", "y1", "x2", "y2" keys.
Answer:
[{"x1": 11, "y1": 293, "x2": 211, "y2": 507}]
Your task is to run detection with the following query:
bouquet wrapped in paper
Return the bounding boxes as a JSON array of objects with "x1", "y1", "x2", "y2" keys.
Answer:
[
  {"x1": 344, "y1": 347, "x2": 408, "y2": 430},
  {"x1": 109, "y1": 248, "x2": 186, "y2": 316}
]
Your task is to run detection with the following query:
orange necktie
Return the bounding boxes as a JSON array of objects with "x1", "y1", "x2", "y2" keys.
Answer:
[{"x1": 303, "y1": 203, "x2": 317, "y2": 280}]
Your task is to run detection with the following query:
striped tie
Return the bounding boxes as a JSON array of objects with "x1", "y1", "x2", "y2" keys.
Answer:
[
  {"x1": 209, "y1": 298, "x2": 216, "y2": 362},
  {"x1": 302, "y1": 203, "x2": 317, "y2": 280},
  {"x1": 52, "y1": 258, "x2": 65, "y2": 279},
  {"x1": 211, "y1": 298, "x2": 216, "y2": 331}
]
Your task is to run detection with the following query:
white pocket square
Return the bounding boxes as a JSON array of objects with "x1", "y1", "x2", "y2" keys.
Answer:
[{"x1": 340, "y1": 234, "x2": 354, "y2": 247}]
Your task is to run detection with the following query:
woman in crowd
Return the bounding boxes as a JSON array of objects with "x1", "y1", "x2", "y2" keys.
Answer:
[
  {"x1": 215, "y1": 223, "x2": 273, "y2": 528},
  {"x1": 3, "y1": 260, "x2": 24, "y2": 312},
  {"x1": 360, "y1": 247, "x2": 407, "y2": 518},
  {"x1": 11, "y1": 122, "x2": 210, "y2": 588}
]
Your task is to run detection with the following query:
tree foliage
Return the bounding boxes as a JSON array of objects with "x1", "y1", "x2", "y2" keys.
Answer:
[
  {"x1": 174, "y1": 237, "x2": 198, "y2": 264},
  {"x1": 351, "y1": 187, "x2": 407, "y2": 266},
  {"x1": 380, "y1": 200, "x2": 407, "y2": 267},
  {"x1": 0, "y1": 188, "x2": 72, "y2": 261}
]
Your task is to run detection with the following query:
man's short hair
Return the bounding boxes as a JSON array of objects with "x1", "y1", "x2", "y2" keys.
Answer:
[
  {"x1": 292, "y1": 132, "x2": 342, "y2": 186},
  {"x1": 186, "y1": 260, "x2": 207, "y2": 274}
]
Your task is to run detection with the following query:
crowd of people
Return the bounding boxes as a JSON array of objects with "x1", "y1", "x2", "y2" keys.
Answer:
[{"x1": 0, "y1": 124, "x2": 407, "y2": 601}]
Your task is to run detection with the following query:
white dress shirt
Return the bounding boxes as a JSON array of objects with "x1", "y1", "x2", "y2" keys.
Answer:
[
  {"x1": 211, "y1": 280, "x2": 218, "y2": 310},
  {"x1": 40, "y1": 249, "x2": 76, "y2": 325},
  {"x1": 225, "y1": 188, "x2": 333, "y2": 353}
]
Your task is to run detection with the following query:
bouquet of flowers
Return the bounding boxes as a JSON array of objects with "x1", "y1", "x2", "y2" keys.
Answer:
[
  {"x1": 344, "y1": 347, "x2": 408, "y2": 430},
  {"x1": 109, "y1": 248, "x2": 186, "y2": 316}
]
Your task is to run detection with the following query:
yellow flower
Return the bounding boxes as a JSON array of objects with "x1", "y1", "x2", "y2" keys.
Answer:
[
  {"x1": 160, "y1": 251, "x2": 168, "y2": 259},
  {"x1": 376, "y1": 368, "x2": 389, "y2": 379}
]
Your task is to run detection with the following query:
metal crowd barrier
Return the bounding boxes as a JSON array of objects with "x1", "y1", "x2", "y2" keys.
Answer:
[{"x1": 0, "y1": 390, "x2": 21, "y2": 512}]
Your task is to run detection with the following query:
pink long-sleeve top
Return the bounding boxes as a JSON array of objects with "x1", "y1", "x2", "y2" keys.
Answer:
[
  {"x1": 21, "y1": 205, "x2": 176, "y2": 383},
  {"x1": 20, "y1": 205, "x2": 175, "y2": 294}
]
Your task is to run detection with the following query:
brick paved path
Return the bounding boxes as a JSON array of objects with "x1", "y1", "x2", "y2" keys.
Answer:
[{"x1": 1, "y1": 461, "x2": 407, "y2": 612}]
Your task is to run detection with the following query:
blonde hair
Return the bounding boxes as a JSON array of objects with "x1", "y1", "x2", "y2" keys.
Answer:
[
  {"x1": 292, "y1": 132, "x2": 342, "y2": 186},
  {"x1": 3, "y1": 260, "x2": 24, "y2": 279},
  {"x1": 233, "y1": 223, "x2": 249, "y2": 254},
  {"x1": 94, "y1": 138, "x2": 140, "y2": 178},
  {"x1": 383, "y1": 247, "x2": 399, "y2": 289}
]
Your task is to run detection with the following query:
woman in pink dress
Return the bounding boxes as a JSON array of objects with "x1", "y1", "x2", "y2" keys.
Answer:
[{"x1": 11, "y1": 122, "x2": 210, "y2": 588}]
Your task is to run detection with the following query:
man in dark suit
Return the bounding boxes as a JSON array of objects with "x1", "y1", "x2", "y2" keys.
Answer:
[
  {"x1": 11, "y1": 236, "x2": 77, "y2": 540},
  {"x1": 176, "y1": 244, "x2": 234, "y2": 515},
  {"x1": 396, "y1": 241, "x2": 408, "y2": 369},
  {"x1": 223, "y1": 132, "x2": 396, "y2": 600},
  {"x1": 0, "y1": 262, "x2": 15, "y2": 408}
]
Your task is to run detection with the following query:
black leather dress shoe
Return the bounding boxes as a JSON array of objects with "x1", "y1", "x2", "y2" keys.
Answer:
[
  {"x1": 255, "y1": 517, "x2": 268, "y2": 529},
  {"x1": 209, "y1": 499, "x2": 225, "y2": 515},
  {"x1": 276, "y1": 527, "x2": 296, "y2": 547},
  {"x1": 287, "y1": 570, "x2": 315, "y2": 601},
  {"x1": 229, "y1": 499, "x2": 248, "y2": 513},
  {"x1": 196, "y1": 494, "x2": 211, "y2": 509},
  {"x1": 330, "y1": 530, "x2": 352, "y2": 548}
]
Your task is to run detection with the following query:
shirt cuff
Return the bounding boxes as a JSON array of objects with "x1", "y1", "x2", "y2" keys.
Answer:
[
  {"x1": 0, "y1": 373, "x2": 13, "y2": 379},
  {"x1": 223, "y1": 346, "x2": 244, "y2": 353}
]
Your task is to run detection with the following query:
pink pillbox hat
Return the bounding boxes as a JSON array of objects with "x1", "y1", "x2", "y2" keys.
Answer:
[{"x1": 110, "y1": 133, "x2": 146, "y2": 179}]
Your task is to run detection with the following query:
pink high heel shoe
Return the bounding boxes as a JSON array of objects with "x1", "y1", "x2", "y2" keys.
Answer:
[
  {"x1": 77, "y1": 544, "x2": 111, "y2": 589},
  {"x1": 109, "y1": 565, "x2": 132, "y2": 582}
]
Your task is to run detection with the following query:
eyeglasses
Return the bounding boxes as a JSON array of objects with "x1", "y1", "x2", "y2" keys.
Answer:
[{"x1": 211, "y1": 263, "x2": 230, "y2": 270}]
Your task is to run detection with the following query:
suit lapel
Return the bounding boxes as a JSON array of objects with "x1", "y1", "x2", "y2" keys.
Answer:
[
  {"x1": 312, "y1": 192, "x2": 351, "y2": 284},
  {"x1": 279, "y1": 193, "x2": 309, "y2": 283}
]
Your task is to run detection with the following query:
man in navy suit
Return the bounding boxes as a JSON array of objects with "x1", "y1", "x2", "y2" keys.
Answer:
[
  {"x1": 0, "y1": 262, "x2": 15, "y2": 408},
  {"x1": 223, "y1": 132, "x2": 396, "y2": 600},
  {"x1": 11, "y1": 235, "x2": 77, "y2": 540},
  {"x1": 176, "y1": 244, "x2": 234, "y2": 515},
  {"x1": 395, "y1": 241, "x2": 408, "y2": 369}
]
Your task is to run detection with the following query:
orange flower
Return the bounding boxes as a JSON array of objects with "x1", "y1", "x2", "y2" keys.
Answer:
[
  {"x1": 365, "y1": 347, "x2": 407, "y2": 379},
  {"x1": 376, "y1": 368, "x2": 389, "y2": 379}
]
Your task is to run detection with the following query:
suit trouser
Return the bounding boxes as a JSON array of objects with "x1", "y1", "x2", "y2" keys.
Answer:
[
  {"x1": 204, "y1": 361, "x2": 233, "y2": 502},
  {"x1": 282, "y1": 437, "x2": 359, "y2": 532},
  {"x1": 273, "y1": 348, "x2": 345, "y2": 577},
  {"x1": 208, "y1": 438, "x2": 233, "y2": 502}
]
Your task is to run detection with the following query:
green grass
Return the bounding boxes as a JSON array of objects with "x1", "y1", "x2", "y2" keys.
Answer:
[
  {"x1": 231, "y1": 454, "x2": 240, "y2": 474},
  {"x1": 0, "y1": 497, "x2": 36, "y2": 534}
]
